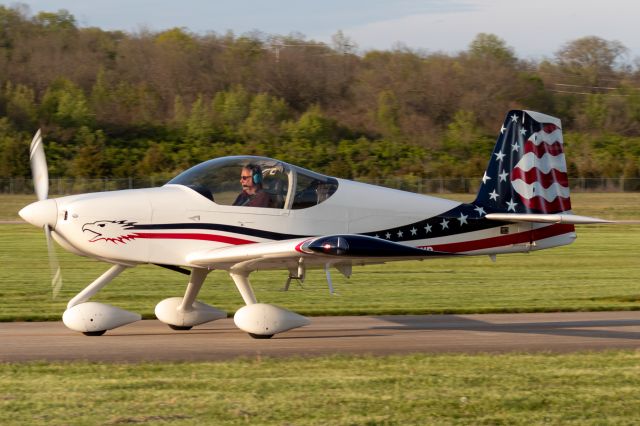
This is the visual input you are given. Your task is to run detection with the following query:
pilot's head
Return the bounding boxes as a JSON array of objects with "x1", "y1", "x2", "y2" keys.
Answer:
[{"x1": 240, "y1": 164, "x2": 263, "y2": 195}]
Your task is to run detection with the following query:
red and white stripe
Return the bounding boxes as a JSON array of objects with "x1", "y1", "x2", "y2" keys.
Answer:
[
  {"x1": 510, "y1": 123, "x2": 571, "y2": 213},
  {"x1": 416, "y1": 223, "x2": 576, "y2": 254}
]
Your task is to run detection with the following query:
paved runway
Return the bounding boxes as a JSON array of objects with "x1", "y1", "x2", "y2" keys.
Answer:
[{"x1": 2, "y1": 311, "x2": 640, "y2": 362}]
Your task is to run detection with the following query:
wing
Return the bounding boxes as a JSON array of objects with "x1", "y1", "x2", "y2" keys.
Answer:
[{"x1": 186, "y1": 234, "x2": 453, "y2": 272}]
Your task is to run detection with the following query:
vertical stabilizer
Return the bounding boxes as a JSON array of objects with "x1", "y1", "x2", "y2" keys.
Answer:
[{"x1": 474, "y1": 110, "x2": 571, "y2": 214}]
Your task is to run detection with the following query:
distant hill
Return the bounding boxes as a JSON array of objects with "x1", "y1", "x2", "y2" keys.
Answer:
[{"x1": 0, "y1": 7, "x2": 638, "y2": 183}]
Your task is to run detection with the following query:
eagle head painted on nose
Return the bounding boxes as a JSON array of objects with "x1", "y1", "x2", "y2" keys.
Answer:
[{"x1": 82, "y1": 220, "x2": 138, "y2": 244}]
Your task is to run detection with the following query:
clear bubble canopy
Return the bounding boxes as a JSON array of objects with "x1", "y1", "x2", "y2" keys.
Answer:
[{"x1": 167, "y1": 155, "x2": 338, "y2": 209}]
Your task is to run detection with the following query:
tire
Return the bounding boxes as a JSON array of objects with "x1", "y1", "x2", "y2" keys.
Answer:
[
  {"x1": 168, "y1": 324, "x2": 193, "y2": 331},
  {"x1": 82, "y1": 330, "x2": 106, "y2": 336},
  {"x1": 248, "y1": 333, "x2": 273, "y2": 339}
]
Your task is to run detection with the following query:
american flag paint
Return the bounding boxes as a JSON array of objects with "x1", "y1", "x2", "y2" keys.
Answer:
[{"x1": 475, "y1": 110, "x2": 571, "y2": 214}]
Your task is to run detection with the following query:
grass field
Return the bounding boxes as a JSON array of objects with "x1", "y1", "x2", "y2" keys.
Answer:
[
  {"x1": 1, "y1": 193, "x2": 639, "y2": 321},
  {"x1": 1, "y1": 193, "x2": 639, "y2": 424},
  {"x1": 1, "y1": 224, "x2": 640, "y2": 322},
  {"x1": 2, "y1": 351, "x2": 640, "y2": 425}
]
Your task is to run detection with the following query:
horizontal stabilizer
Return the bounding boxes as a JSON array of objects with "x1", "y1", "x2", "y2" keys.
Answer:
[{"x1": 485, "y1": 213, "x2": 613, "y2": 224}]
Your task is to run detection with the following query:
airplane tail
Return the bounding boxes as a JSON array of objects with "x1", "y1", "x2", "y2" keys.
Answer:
[{"x1": 474, "y1": 110, "x2": 571, "y2": 214}]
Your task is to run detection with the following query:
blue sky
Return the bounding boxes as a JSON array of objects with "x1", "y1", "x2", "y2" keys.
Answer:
[{"x1": 5, "y1": 0, "x2": 640, "y2": 60}]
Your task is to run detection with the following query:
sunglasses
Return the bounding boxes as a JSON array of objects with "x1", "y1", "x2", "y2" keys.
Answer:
[{"x1": 240, "y1": 175, "x2": 253, "y2": 181}]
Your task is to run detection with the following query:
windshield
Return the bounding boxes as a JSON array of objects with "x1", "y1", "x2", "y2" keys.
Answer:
[{"x1": 167, "y1": 156, "x2": 338, "y2": 209}]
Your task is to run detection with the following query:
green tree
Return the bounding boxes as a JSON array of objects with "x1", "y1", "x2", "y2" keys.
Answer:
[
  {"x1": 69, "y1": 127, "x2": 108, "y2": 178},
  {"x1": 0, "y1": 14, "x2": 637, "y2": 182},
  {"x1": 0, "y1": 118, "x2": 28, "y2": 178},
  {"x1": 186, "y1": 95, "x2": 213, "y2": 142},
  {"x1": 284, "y1": 105, "x2": 337, "y2": 143},
  {"x1": 375, "y1": 90, "x2": 401, "y2": 139},
  {"x1": 219, "y1": 85, "x2": 251, "y2": 128},
  {"x1": 582, "y1": 94, "x2": 607, "y2": 130},
  {"x1": 4, "y1": 82, "x2": 37, "y2": 129},
  {"x1": 41, "y1": 78, "x2": 93, "y2": 128},
  {"x1": 0, "y1": 5, "x2": 28, "y2": 51},
  {"x1": 172, "y1": 95, "x2": 188, "y2": 126},
  {"x1": 139, "y1": 143, "x2": 171, "y2": 176},
  {"x1": 468, "y1": 33, "x2": 516, "y2": 65},
  {"x1": 240, "y1": 93, "x2": 289, "y2": 141},
  {"x1": 443, "y1": 110, "x2": 480, "y2": 149},
  {"x1": 440, "y1": 110, "x2": 490, "y2": 178},
  {"x1": 554, "y1": 36, "x2": 627, "y2": 87},
  {"x1": 90, "y1": 68, "x2": 115, "y2": 123},
  {"x1": 155, "y1": 27, "x2": 196, "y2": 51},
  {"x1": 35, "y1": 9, "x2": 76, "y2": 31}
]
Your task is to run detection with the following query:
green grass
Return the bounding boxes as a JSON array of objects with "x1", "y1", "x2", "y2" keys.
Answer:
[
  {"x1": 1, "y1": 192, "x2": 638, "y2": 321},
  {"x1": 2, "y1": 351, "x2": 640, "y2": 425},
  {"x1": 1, "y1": 223, "x2": 639, "y2": 321},
  {"x1": 0, "y1": 194, "x2": 36, "y2": 221},
  {"x1": 2, "y1": 193, "x2": 640, "y2": 425}
]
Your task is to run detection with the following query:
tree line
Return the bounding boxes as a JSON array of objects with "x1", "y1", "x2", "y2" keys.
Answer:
[{"x1": 0, "y1": 5, "x2": 639, "y2": 185}]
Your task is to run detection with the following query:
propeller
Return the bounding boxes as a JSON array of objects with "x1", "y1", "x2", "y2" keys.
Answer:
[
  {"x1": 30, "y1": 129, "x2": 48, "y2": 201},
  {"x1": 28, "y1": 130, "x2": 63, "y2": 298},
  {"x1": 44, "y1": 223, "x2": 63, "y2": 298}
]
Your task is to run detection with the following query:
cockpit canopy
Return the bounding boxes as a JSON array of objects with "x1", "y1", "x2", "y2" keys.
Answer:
[{"x1": 167, "y1": 156, "x2": 339, "y2": 210}]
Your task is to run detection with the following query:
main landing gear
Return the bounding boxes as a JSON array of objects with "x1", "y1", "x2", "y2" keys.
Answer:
[
  {"x1": 155, "y1": 268, "x2": 227, "y2": 329},
  {"x1": 61, "y1": 264, "x2": 310, "y2": 338},
  {"x1": 229, "y1": 270, "x2": 309, "y2": 338}
]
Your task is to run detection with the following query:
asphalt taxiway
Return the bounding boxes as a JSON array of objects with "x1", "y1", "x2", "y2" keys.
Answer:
[{"x1": 2, "y1": 311, "x2": 640, "y2": 362}]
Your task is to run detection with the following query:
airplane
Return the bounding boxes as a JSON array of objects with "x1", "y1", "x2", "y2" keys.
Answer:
[{"x1": 19, "y1": 109, "x2": 610, "y2": 338}]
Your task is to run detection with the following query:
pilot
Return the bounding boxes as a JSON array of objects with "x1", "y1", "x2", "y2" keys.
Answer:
[{"x1": 233, "y1": 164, "x2": 271, "y2": 207}]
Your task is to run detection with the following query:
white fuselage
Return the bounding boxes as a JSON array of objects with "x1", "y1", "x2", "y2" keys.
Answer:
[
  {"x1": 48, "y1": 179, "x2": 574, "y2": 268},
  {"x1": 49, "y1": 181, "x2": 455, "y2": 265}
]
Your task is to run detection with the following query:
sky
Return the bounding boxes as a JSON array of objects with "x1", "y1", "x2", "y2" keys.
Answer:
[{"x1": 4, "y1": 0, "x2": 640, "y2": 61}]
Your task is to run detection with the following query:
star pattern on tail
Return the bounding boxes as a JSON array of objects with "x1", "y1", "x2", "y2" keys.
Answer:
[{"x1": 474, "y1": 110, "x2": 571, "y2": 214}]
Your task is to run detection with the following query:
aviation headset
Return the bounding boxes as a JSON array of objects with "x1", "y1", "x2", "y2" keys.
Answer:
[{"x1": 245, "y1": 164, "x2": 263, "y2": 185}]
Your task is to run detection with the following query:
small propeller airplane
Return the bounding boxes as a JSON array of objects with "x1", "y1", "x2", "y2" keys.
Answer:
[{"x1": 19, "y1": 110, "x2": 610, "y2": 338}]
